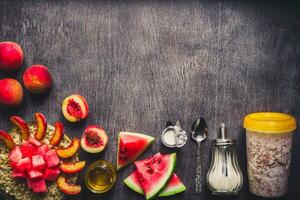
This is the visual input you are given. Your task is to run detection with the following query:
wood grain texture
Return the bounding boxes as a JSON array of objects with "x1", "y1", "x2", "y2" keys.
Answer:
[{"x1": 0, "y1": 0, "x2": 300, "y2": 199}]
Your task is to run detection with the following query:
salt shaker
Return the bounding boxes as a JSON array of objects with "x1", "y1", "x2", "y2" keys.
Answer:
[{"x1": 206, "y1": 123, "x2": 243, "y2": 195}]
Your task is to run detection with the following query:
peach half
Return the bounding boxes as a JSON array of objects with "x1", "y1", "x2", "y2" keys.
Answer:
[
  {"x1": 0, "y1": 41, "x2": 24, "y2": 71},
  {"x1": 0, "y1": 130, "x2": 16, "y2": 150},
  {"x1": 57, "y1": 176, "x2": 81, "y2": 195},
  {"x1": 0, "y1": 78, "x2": 23, "y2": 106},
  {"x1": 49, "y1": 122, "x2": 64, "y2": 146},
  {"x1": 59, "y1": 161, "x2": 86, "y2": 174},
  {"x1": 10, "y1": 115, "x2": 29, "y2": 141},
  {"x1": 62, "y1": 94, "x2": 89, "y2": 122},
  {"x1": 56, "y1": 138, "x2": 80, "y2": 159},
  {"x1": 23, "y1": 65, "x2": 52, "y2": 94},
  {"x1": 34, "y1": 112, "x2": 47, "y2": 140}
]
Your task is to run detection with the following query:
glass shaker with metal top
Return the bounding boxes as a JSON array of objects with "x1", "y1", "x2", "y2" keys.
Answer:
[{"x1": 207, "y1": 123, "x2": 243, "y2": 195}]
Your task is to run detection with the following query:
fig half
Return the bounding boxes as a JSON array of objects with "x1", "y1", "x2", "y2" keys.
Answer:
[{"x1": 81, "y1": 125, "x2": 108, "y2": 153}]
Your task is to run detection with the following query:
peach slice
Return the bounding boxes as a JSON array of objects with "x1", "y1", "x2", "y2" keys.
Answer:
[
  {"x1": 57, "y1": 175, "x2": 81, "y2": 195},
  {"x1": 49, "y1": 122, "x2": 64, "y2": 146},
  {"x1": 56, "y1": 138, "x2": 80, "y2": 159},
  {"x1": 59, "y1": 161, "x2": 86, "y2": 174},
  {"x1": 34, "y1": 112, "x2": 47, "y2": 140},
  {"x1": 0, "y1": 130, "x2": 15, "y2": 150},
  {"x1": 10, "y1": 115, "x2": 29, "y2": 141},
  {"x1": 62, "y1": 94, "x2": 89, "y2": 122}
]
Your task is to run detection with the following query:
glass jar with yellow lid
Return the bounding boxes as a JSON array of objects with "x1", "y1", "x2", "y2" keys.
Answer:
[{"x1": 243, "y1": 112, "x2": 296, "y2": 198}]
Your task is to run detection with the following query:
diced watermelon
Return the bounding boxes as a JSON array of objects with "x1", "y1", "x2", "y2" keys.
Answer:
[
  {"x1": 32, "y1": 155, "x2": 45, "y2": 171},
  {"x1": 15, "y1": 157, "x2": 31, "y2": 172},
  {"x1": 12, "y1": 169, "x2": 26, "y2": 179},
  {"x1": 28, "y1": 169, "x2": 43, "y2": 179},
  {"x1": 28, "y1": 137, "x2": 42, "y2": 147},
  {"x1": 8, "y1": 146, "x2": 22, "y2": 163},
  {"x1": 35, "y1": 144, "x2": 48, "y2": 157},
  {"x1": 29, "y1": 179, "x2": 47, "y2": 193},
  {"x1": 44, "y1": 167, "x2": 60, "y2": 181},
  {"x1": 20, "y1": 142, "x2": 36, "y2": 158},
  {"x1": 44, "y1": 149, "x2": 60, "y2": 168}
]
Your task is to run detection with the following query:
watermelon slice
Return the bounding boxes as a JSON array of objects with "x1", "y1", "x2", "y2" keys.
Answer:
[
  {"x1": 124, "y1": 171, "x2": 186, "y2": 197},
  {"x1": 134, "y1": 153, "x2": 176, "y2": 199},
  {"x1": 117, "y1": 132, "x2": 154, "y2": 170}
]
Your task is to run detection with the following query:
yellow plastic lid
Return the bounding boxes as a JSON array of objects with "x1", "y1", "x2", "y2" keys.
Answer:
[{"x1": 243, "y1": 112, "x2": 296, "y2": 134}]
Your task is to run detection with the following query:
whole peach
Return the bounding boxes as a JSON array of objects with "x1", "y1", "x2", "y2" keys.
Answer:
[
  {"x1": 23, "y1": 65, "x2": 52, "y2": 94},
  {"x1": 0, "y1": 41, "x2": 24, "y2": 71},
  {"x1": 0, "y1": 78, "x2": 23, "y2": 106}
]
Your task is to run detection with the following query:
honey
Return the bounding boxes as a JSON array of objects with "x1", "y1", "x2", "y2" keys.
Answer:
[{"x1": 84, "y1": 160, "x2": 117, "y2": 193}]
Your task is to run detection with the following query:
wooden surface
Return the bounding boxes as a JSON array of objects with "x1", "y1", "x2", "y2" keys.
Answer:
[{"x1": 0, "y1": 0, "x2": 300, "y2": 199}]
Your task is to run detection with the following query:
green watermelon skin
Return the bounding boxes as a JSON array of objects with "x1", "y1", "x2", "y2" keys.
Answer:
[
  {"x1": 124, "y1": 171, "x2": 186, "y2": 197},
  {"x1": 134, "y1": 153, "x2": 177, "y2": 200},
  {"x1": 117, "y1": 132, "x2": 155, "y2": 170}
]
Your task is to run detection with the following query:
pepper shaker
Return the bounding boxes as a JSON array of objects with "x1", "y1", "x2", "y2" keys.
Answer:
[{"x1": 206, "y1": 123, "x2": 243, "y2": 195}]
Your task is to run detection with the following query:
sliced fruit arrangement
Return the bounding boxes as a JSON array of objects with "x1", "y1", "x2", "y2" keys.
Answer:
[
  {"x1": 0, "y1": 130, "x2": 15, "y2": 150},
  {"x1": 125, "y1": 153, "x2": 179, "y2": 199},
  {"x1": 34, "y1": 112, "x2": 47, "y2": 140},
  {"x1": 81, "y1": 125, "x2": 108, "y2": 153},
  {"x1": 0, "y1": 112, "x2": 84, "y2": 196},
  {"x1": 10, "y1": 115, "x2": 30, "y2": 140},
  {"x1": 57, "y1": 175, "x2": 81, "y2": 195},
  {"x1": 62, "y1": 94, "x2": 89, "y2": 122},
  {"x1": 60, "y1": 161, "x2": 86, "y2": 174},
  {"x1": 49, "y1": 122, "x2": 64, "y2": 146},
  {"x1": 124, "y1": 171, "x2": 186, "y2": 197},
  {"x1": 56, "y1": 138, "x2": 80, "y2": 159},
  {"x1": 117, "y1": 132, "x2": 155, "y2": 170}
]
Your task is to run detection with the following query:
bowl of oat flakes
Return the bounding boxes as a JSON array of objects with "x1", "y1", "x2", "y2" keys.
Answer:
[
  {"x1": 243, "y1": 112, "x2": 296, "y2": 198},
  {"x1": 0, "y1": 117, "x2": 82, "y2": 200}
]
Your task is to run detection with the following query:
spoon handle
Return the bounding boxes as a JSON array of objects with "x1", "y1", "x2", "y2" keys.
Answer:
[{"x1": 195, "y1": 142, "x2": 203, "y2": 194}]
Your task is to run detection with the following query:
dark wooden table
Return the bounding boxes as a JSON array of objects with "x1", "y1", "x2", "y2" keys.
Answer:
[{"x1": 0, "y1": 0, "x2": 300, "y2": 199}]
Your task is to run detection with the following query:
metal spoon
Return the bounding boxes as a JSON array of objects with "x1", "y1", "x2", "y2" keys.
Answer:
[{"x1": 191, "y1": 116, "x2": 208, "y2": 194}]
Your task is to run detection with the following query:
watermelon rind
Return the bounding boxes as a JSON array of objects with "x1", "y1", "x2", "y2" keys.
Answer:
[
  {"x1": 137, "y1": 153, "x2": 177, "y2": 200},
  {"x1": 124, "y1": 172, "x2": 186, "y2": 197},
  {"x1": 117, "y1": 132, "x2": 155, "y2": 170}
]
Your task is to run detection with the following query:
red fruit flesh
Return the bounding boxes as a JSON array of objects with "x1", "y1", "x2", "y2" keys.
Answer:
[
  {"x1": 28, "y1": 169, "x2": 43, "y2": 179},
  {"x1": 62, "y1": 94, "x2": 89, "y2": 122},
  {"x1": 0, "y1": 129, "x2": 16, "y2": 150},
  {"x1": 35, "y1": 144, "x2": 48, "y2": 157},
  {"x1": 34, "y1": 112, "x2": 47, "y2": 140},
  {"x1": 49, "y1": 122, "x2": 64, "y2": 146},
  {"x1": 12, "y1": 169, "x2": 26, "y2": 179},
  {"x1": 20, "y1": 141, "x2": 36, "y2": 158},
  {"x1": 10, "y1": 115, "x2": 29, "y2": 140},
  {"x1": 9, "y1": 146, "x2": 22, "y2": 163},
  {"x1": 32, "y1": 155, "x2": 46, "y2": 171},
  {"x1": 30, "y1": 179, "x2": 47, "y2": 193},
  {"x1": 15, "y1": 157, "x2": 31, "y2": 172},
  {"x1": 81, "y1": 125, "x2": 108, "y2": 153},
  {"x1": 44, "y1": 167, "x2": 60, "y2": 181},
  {"x1": 28, "y1": 137, "x2": 41, "y2": 147},
  {"x1": 44, "y1": 149, "x2": 60, "y2": 168},
  {"x1": 0, "y1": 41, "x2": 24, "y2": 71}
]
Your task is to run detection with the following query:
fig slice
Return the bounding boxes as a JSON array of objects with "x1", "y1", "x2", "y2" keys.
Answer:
[
  {"x1": 56, "y1": 138, "x2": 80, "y2": 158},
  {"x1": 57, "y1": 175, "x2": 81, "y2": 195},
  {"x1": 81, "y1": 125, "x2": 108, "y2": 153},
  {"x1": 49, "y1": 122, "x2": 64, "y2": 146},
  {"x1": 0, "y1": 130, "x2": 15, "y2": 150},
  {"x1": 60, "y1": 161, "x2": 86, "y2": 174},
  {"x1": 34, "y1": 112, "x2": 47, "y2": 140},
  {"x1": 62, "y1": 94, "x2": 89, "y2": 122},
  {"x1": 10, "y1": 115, "x2": 29, "y2": 141}
]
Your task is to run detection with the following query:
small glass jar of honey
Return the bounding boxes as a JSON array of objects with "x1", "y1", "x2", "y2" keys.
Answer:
[{"x1": 84, "y1": 160, "x2": 117, "y2": 193}]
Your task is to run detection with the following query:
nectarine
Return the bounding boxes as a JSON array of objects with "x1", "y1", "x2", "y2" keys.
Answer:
[
  {"x1": 0, "y1": 78, "x2": 23, "y2": 106},
  {"x1": 62, "y1": 94, "x2": 89, "y2": 122},
  {"x1": 0, "y1": 41, "x2": 24, "y2": 71},
  {"x1": 23, "y1": 65, "x2": 52, "y2": 94}
]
